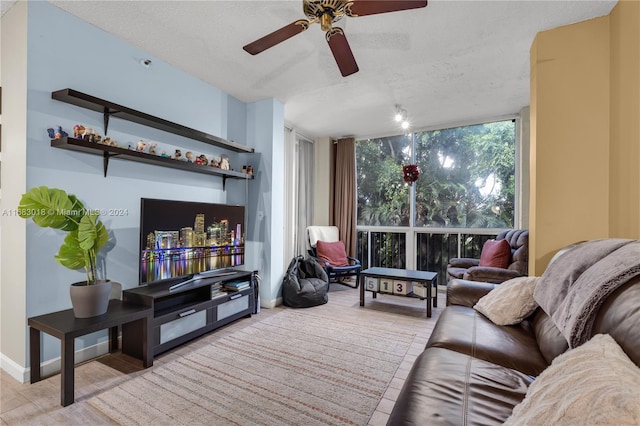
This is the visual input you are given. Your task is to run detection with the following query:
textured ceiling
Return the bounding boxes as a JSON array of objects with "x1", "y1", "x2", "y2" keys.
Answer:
[{"x1": 9, "y1": 1, "x2": 617, "y2": 139}]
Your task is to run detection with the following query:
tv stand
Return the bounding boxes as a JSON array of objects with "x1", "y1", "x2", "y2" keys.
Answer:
[{"x1": 122, "y1": 270, "x2": 256, "y2": 357}]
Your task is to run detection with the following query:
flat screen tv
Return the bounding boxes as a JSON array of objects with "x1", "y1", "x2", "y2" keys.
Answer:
[{"x1": 139, "y1": 198, "x2": 245, "y2": 284}]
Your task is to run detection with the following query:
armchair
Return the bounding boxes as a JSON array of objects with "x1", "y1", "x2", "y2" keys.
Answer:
[
  {"x1": 447, "y1": 229, "x2": 529, "y2": 284},
  {"x1": 306, "y1": 226, "x2": 361, "y2": 289}
]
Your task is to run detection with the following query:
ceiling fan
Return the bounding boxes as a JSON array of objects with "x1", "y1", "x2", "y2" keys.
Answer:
[{"x1": 243, "y1": 0, "x2": 428, "y2": 77}]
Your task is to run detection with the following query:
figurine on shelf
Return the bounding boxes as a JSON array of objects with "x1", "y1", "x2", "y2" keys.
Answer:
[
  {"x1": 73, "y1": 125, "x2": 85, "y2": 140},
  {"x1": 161, "y1": 151, "x2": 170, "y2": 158},
  {"x1": 210, "y1": 158, "x2": 220, "y2": 168},
  {"x1": 173, "y1": 149, "x2": 183, "y2": 160},
  {"x1": 219, "y1": 155, "x2": 230, "y2": 170},
  {"x1": 136, "y1": 140, "x2": 147, "y2": 152},
  {"x1": 102, "y1": 137, "x2": 112, "y2": 146},
  {"x1": 247, "y1": 165, "x2": 254, "y2": 176},
  {"x1": 49, "y1": 126, "x2": 68, "y2": 139},
  {"x1": 128, "y1": 144, "x2": 135, "y2": 150},
  {"x1": 185, "y1": 151, "x2": 194, "y2": 163},
  {"x1": 197, "y1": 154, "x2": 209, "y2": 166},
  {"x1": 148, "y1": 142, "x2": 157, "y2": 155},
  {"x1": 83, "y1": 128, "x2": 95, "y2": 143},
  {"x1": 109, "y1": 139, "x2": 118, "y2": 147},
  {"x1": 242, "y1": 165, "x2": 247, "y2": 174}
]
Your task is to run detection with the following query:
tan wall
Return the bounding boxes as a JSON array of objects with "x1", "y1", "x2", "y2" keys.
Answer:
[
  {"x1": 530, "y1": 16, "x2": 611, "y2": 275},
  {"x1": 530, "y1": 0, "x2": 640, "y2": 274},
  {"x1": 1, "y1": 0, "x2": 29, "y2": 375},
  {"x1": 609, "y1": 0, "x2": 640, "y2": 238}
]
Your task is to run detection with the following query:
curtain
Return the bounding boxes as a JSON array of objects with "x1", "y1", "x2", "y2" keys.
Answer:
[
  {"x1": 332, "y1": 137, "x2": 357, "y2": 257},
  {"x1": 295, "y1": 136, "x2": 314, "y2": 256}
]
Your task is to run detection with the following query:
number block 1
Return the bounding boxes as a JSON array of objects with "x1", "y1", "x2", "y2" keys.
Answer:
[{"x1": 379, "y1": 279, "x2": 394, "y2": 294}]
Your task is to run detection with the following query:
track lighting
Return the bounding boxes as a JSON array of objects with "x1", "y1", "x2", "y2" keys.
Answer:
[{"x1": 394, "y1": 105, "x2": 410, "y2": 130}]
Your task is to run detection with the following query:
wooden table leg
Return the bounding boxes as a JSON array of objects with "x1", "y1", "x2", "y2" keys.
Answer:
[
  {"x1": 432, "y1": 277, "x2": 438, "y2": 308},
  {"x1": 109, "y1": 326, "x2": 119, "y2": 353},
  {"x1": 426, "y1": 282, "x2": 432, "y2": 318},
  {"x1": 360, "y1": 277, "x2": 365, "y2": 306},
  {"x1": 29, "y1": 327, "x2": 41, "y2": 383},
  {"x1": 142, "y1": 316, "x2": 153, "y2": 368},
  {"x1": 61, "y1": 336, "x2": 75, "y2": 406}
]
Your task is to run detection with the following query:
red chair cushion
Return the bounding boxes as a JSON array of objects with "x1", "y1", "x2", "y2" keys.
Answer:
[
  {"x1": 479, "y1": 239, "x2": 512, "y2": 268},
  {"x1": 316, "y1": 240, "x2": 350, "y2": 267}
]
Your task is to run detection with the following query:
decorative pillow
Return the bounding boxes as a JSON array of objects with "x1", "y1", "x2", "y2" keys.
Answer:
[
  {"x1": 316, "y1": 240, "x2": 349, "y2": 267},
  {"x1": 473, "y1": 276, "x2": 540, "y2": 325},
  {"x1": 504, "y1": 334, "x2": 640, "y2": 426},
  {"x1": 479, "y1": 239, "x2": 512, "y2": 268}
]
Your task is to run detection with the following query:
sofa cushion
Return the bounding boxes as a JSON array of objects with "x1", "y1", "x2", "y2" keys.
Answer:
[
  {"x1": 592, "y1": 276, "x2": 640, "y2": 367},
  {"x1": 531, "y1": 309, "x2": 569, "y2": 364},
  {"x1": 473, "y1": 276, "x2": 540, "y2": 325},
  {"x1": 479, "y1": 239, "x2": 512, "y2": 268},
  {"x1": 504, "y1": 334, "x2": 640, "y2": 426},
  {"x1": 426, "y1": 305, "x2": 549, "y2": 376},
  {"x1": 388, "y1": 347, "x2": 533, "y2": 426}
]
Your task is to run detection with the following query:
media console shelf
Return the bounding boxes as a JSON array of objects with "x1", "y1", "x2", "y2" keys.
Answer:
[{"x1": 122, "y1": 270, "x2": 256, "y2": 357}]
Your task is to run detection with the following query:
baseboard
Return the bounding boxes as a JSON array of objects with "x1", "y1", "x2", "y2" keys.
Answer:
[
  {"x1": 260, "y1": 296, "x2": 282, "y2": 309},
  {"x1": 1, "y1": 339, "x2": 112, "y2": 384},
  {"x1": 0, "y1": 353, "x2": 28, "y2": 383}
]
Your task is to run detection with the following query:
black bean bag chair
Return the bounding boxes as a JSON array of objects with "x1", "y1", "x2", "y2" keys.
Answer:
[{"x1": 282, "y1": 256, "x2": 329, "y2": 308}]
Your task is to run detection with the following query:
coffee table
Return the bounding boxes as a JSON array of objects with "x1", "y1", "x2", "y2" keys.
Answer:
[{"x1": 360, "y1": 267, "x2": 438, "y2": 317}]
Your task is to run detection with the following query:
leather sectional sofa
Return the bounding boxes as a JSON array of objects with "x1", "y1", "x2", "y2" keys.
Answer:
[{"x1": 387, "y1": 244, "x2": 640, "y2": 425}]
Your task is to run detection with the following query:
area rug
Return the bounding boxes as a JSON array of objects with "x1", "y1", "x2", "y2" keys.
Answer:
[{"x1": 88, "y1": 309, "x2": 416, "y2": 425}]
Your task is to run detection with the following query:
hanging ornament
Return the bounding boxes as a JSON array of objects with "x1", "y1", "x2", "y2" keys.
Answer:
[{"x1": 402, "y1": 164, "x2": 420, "y2": 183}]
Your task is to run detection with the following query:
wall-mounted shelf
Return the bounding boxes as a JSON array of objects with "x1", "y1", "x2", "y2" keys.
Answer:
[
  {"x1": 51, "y1": 88, "x2": 254, "y2": 153},
  {"x1": 52, "y1": 137, "x2": 253, "y2": 190}
]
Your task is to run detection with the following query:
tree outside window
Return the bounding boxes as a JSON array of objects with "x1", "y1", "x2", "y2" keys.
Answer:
[
  {"x1": 357, "y1": 134, "x2": 412, "y2": 226},
  {"x1": 357, "y1": 120, "x2": 515, "y2": 229}
]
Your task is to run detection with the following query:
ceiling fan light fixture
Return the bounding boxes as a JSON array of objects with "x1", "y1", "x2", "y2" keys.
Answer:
[{"x1": 320, "y1": 12, "x2": 333, "y2": 31}]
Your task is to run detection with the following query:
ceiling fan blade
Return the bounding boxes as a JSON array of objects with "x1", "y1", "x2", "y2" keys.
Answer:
[
  {"x1": 346, "y1": 1, "x2": 428, "y2": 17},
  {"x1": 243, "y1": 20, "x2": 311, "y2": 55},
  {"x1": 326, "y1": 28, "x2": 359, "y2": 77}
]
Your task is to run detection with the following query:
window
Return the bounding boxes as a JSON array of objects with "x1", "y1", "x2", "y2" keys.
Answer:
[
  {"x1": 357, "y1": 134, "x2": 412, "y2": 226},
  {"x1": 357, "y1": 119, "x2": 516, "y2": 228}
]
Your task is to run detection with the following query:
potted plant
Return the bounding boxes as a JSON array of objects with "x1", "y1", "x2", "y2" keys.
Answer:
[{"x1": 18, "y1": 186, "x2": 111, "y2": 317}]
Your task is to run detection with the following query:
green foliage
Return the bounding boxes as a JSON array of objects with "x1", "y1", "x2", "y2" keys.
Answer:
[
  {"x1": 18, "y1": 186, "x2": 109, "y2": 284},
  {"x1": 357, "y1": 120, "x2": 515, "y2": 228}
]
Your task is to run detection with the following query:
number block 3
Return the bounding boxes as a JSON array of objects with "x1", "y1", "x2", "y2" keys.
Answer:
[{"x1": 393, "y1": 280, "x2": 413, "y2": 295}]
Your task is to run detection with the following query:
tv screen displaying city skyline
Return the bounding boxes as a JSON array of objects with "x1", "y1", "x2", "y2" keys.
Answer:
[{"x1": 139, "y1": 198, "x2": 245, "y2": 284}]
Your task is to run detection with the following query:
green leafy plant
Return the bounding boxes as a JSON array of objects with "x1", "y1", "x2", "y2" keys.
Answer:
[{"x1": 18, "y1": 186, "x2": 109, "y2": 285}]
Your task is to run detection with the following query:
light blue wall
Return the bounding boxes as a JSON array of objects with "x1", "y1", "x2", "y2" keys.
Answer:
[
  {"x1": 242, "y1": 99, "x2": 286, "y2": 304},
  {"x1": 22, "y1": 2, "x2": 283, "y2": 362}
]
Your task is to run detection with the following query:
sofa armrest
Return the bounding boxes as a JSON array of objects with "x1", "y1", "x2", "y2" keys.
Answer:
[
  {"x1": 446, "y1": 279, "x2": 499, "y2": 307},
  {"x1": 447, "y1": 258, "x2": 480, "y2": 268},
  {"x1": 463, "y1": 266, "x2": 522, "y2": 284}
]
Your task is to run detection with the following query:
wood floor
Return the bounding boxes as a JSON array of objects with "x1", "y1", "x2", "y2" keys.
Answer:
[{"x1": 1, "y1": 285, "x2": 445, "y2": 426}]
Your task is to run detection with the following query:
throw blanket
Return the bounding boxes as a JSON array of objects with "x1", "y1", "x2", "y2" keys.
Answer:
[{"x1": 534, "y1": 239, "x2": 640, "y2": 348}]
